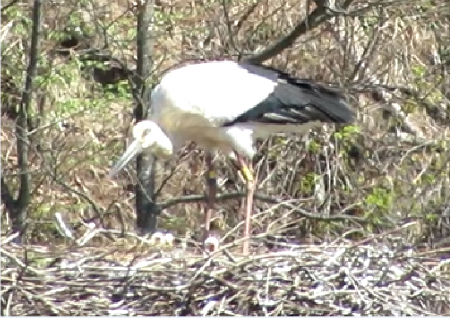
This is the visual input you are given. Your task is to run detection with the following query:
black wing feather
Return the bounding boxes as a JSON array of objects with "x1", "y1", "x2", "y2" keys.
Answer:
[{"x1": 223, "y1": 63, "x2": 355, "y2": 127}]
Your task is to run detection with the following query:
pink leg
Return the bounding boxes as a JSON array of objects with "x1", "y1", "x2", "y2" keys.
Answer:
[
  {"x1": 234, "y1": 151, "x2": 255, "y2": 255},
  {"x1": 204, "y1": 152, "x2": 216, "y2": 245}
]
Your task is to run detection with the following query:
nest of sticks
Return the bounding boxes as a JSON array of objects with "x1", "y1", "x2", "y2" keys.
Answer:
[{"x1": 1, "y1": 233, "x2": 449, "y2": 316}]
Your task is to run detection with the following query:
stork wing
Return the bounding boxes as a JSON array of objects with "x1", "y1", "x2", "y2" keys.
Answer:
[{"x1": 222, "y1": 63, "x2": 355, "y2": 127}]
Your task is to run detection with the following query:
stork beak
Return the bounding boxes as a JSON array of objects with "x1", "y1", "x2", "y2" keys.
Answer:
[{"x1": 109, "y1": 140, "x2": 142, "y2": 178}]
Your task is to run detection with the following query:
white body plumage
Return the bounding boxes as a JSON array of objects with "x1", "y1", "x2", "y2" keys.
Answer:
[{"x1": 151, "y1": 61, "x2": 322, "y2": 157}]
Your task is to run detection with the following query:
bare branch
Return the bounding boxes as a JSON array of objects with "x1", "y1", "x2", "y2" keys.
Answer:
[
  {"x1": 159, "y1": 192, "x2": 366, "y2": 223},
  {"x1": 221, "y1": 0, "x2": 238, "y2": 53},
  {"x1": 244, "y1": 0, "x2": 354, "y2": 64},
  {"x1": 1, "y1": 0, "x2": 20, "y2": 12},
  {"x1": 160, "y1": 192, "x2": 278, "y2": 210},
  {"x1": 234, "y1": 1, "x2": 261, "y2": 35}
]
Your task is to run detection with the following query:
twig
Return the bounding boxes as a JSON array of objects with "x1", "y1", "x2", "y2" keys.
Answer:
[
  {"x1": 234, "y1": 1, "x2": 260, "y2": 34},
  {"x1": 54, "y1": 213, "x2": 75, "y2": 241},
  {"x1": 159, "y1": 192, "x2": 282, "y2": 210},
  {"x1": 0, "y1": 248, "x2": 41, "y2": 276},
  {"x1": 1, "y1": 0, "x2": 19, "y2": 12}
]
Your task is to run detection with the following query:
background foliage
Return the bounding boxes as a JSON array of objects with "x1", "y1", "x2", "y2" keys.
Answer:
[{"x1": 1, "y1": 0, "x2": 449, "y2": 315}]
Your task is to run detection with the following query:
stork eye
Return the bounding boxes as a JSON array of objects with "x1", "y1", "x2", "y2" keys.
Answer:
[{"x1": 140, "y1": 128, "x2": 152, "y2": 138}]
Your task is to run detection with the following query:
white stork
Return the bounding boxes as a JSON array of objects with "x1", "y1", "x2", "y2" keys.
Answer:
[{"x1": 109, "y1": 60, "x2": 355, "y2": 254}]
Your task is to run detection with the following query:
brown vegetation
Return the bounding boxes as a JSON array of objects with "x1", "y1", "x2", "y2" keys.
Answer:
[{"x1": 1, "y1": 0, "x2": 450, "y2": 315}]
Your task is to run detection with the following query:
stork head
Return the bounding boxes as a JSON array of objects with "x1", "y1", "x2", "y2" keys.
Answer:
[{"x1": 108, "y1": 120, "x2": 173, "y2": 178}]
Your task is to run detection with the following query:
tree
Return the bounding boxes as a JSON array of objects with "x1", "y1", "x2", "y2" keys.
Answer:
[
  {"x1": 132, "y1": 0, "x2": 160, "y2": 235},
  {"x1": 1, "y1": 0, "x2": 42, "y2": 242}
]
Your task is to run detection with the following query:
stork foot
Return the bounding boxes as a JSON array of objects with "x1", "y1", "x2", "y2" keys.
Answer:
[
  {"x1": 204, "y1": 232, "x2": 220, "y2": 253},
  {"x1": 149, "y1": 231, "x2": 174, "y2": 248}
]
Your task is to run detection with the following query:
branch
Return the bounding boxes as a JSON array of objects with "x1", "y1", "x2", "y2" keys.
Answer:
[
  {"x1": 221, "y1": 0, "x2": 238, "y2": 53},
  {"x1": 244, "y1": 0, "x2": 352, "y2": 64},
  {"x1": 160, "y1": 192, "x2": 281, "y2": 210},
  {"x1": 234, "y1": 1, "x2": 260, "y2": 35},
  {"x1": 159, "y1": 192, "x2": 367, "y2": 223}
]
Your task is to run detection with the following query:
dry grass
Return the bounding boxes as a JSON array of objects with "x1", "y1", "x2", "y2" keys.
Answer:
[{"x1": 1, "y1": 0, "x2": 450, "y2": 315}]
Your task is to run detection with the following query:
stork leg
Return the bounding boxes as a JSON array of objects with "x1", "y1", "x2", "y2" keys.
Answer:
[
  {"x1": 204, "y1": 152, "x2": 217, "y2": 249},
  {"x1": 234, "y1": 151, "x2": 255, "y2": 255}
]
